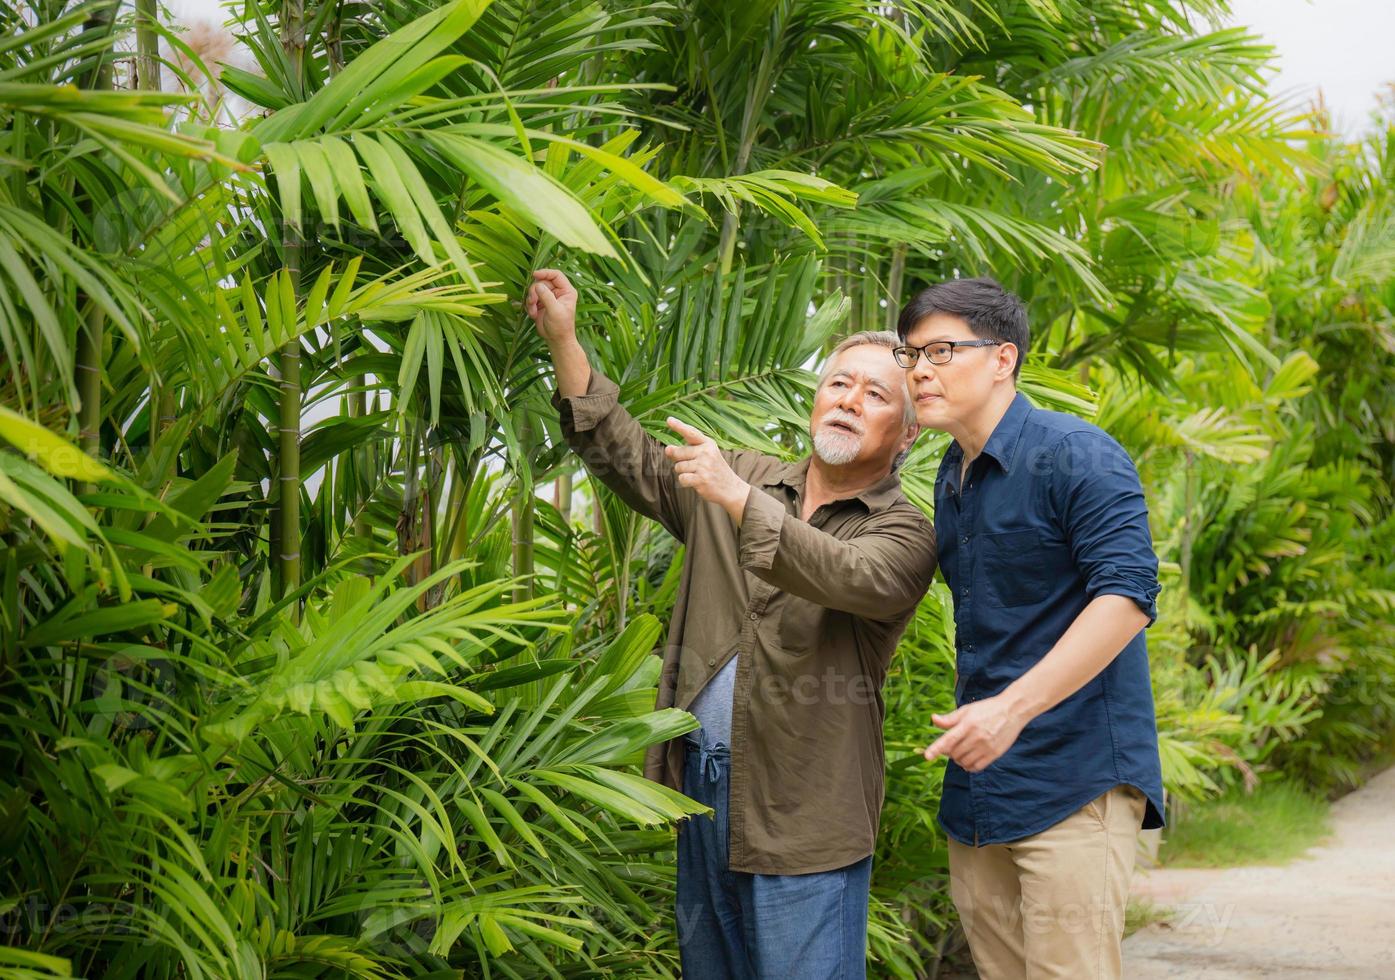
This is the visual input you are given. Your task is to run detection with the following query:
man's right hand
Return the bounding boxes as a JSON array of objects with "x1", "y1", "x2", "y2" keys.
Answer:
[
  {"x1": 526, "y1": 268, "x2": 578, "y2": 347},
  {"x1": 527, "y1": 268, "x2": 590, "y2": 397}
]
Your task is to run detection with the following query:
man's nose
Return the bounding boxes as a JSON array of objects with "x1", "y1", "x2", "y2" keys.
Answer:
[
  {"x1": 910, "y1": 356, "x2": 936, "y2": 383},
  {"x1": 834, "y1": 389, "x2": 862, "y2": 415}
]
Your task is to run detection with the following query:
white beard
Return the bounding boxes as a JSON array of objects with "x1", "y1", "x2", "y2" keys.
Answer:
[{"x1": 813, "y1": 428, "x2": 863, "y2": 465}]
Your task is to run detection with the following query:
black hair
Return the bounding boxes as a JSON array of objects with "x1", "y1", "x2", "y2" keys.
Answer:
[{"x1": 895, "y1": 276, "x2": 1029, "y2": 380}]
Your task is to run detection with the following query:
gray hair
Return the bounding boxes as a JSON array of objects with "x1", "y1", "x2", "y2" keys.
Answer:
[
  {"x1": 814, "y1": 330, "x2": 917, "y2": 471},
  {"x1": 816, "y1": 330, "x2": 916, "y2": 427}
]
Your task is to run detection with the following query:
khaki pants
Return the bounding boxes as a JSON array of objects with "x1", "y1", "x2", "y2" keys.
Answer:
[{"x1": 947, "y1": 784, "x2": 1146, "y2": 980}]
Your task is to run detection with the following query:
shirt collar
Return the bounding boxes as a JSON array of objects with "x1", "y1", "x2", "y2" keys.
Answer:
[
  {"x1": 761, "y1": 456, "x2": 903, "y2": 513},
  {"x1": 980, "y1": 392, "x2": 1034, "y2": 473},
  {"x1": 941, "y1": 392, "x2": 1034, "y2": 476}
]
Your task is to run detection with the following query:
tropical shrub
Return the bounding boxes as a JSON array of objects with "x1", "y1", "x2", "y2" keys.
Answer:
[{"x1": 3, "y1": 0, "x2": 1393, "y2": 977}]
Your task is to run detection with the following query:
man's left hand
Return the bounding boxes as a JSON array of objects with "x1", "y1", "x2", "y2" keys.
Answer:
[
  {"x1": 922, "y1": 694, "x2": 1031, "y2": 773},
  {"x1": 665, "y1": 418, "x2": 751, "y2": 522}
]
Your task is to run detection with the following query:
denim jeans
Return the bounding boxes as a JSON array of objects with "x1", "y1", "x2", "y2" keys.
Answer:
[{"x1": 676, "y1": 729, "x2": 873, "y2": 979}]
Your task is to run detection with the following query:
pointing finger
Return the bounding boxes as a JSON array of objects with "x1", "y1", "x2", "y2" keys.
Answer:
[
  {"x1": 666, "y1": 417, "x2": 711, "y2": 446},
  {"x1": 923, "y1": 731, "x2": 959, "y2": 763}
]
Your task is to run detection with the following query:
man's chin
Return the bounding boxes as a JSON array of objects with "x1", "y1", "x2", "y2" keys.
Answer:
[
  {"x1": 812, "y1": 435, "x2": 862, "y2": 466},
  {"x1": 913, "y1": 405, "x2": 952, "y2": 431}
]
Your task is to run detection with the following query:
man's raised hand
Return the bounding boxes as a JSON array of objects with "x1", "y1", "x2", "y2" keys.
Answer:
[
  {"x1": 526, "y1": 269, "x2": 578, "y2": 347},
  {"x1": 664, "y1": 417, "x2": 751, "y2": 522}
]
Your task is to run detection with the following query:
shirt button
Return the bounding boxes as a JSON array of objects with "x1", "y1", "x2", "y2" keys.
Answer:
[
  {"x1": 749, "y1": 612, "x2": 758, "y2": 621},
  {"x1": 961, "y1": 535, "x2": 969, "y2": 544},
  {"x1": 708, "y1": 657, "x2": 716, "y2": 667},
  {"x1": 961, "y1": 587, "x2": 969, "y2": 598}
]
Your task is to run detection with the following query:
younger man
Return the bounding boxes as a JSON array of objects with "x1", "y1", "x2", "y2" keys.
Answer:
[{"x1": 897, "y1": 277, "x2": 1164, "y2": 979}]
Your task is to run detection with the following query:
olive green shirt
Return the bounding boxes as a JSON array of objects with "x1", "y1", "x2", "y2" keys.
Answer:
[{"x1": 555, "y1": 369, "x2": 938, "y2": 874}]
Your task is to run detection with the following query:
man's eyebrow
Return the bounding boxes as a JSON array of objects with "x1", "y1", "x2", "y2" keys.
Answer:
[{"x1": 829, "y1": 369, "x2": 892, "y2": 394}]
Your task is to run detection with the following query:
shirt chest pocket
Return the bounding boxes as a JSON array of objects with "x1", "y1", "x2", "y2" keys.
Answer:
[
  {"x1": 777, "y1": 594, "x2": 824, "y2": 654},
  {"x1": 982, "y1": 528, "x2": 1051, "y2": 607}
]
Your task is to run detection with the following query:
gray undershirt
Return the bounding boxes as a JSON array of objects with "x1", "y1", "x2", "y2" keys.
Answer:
[{"x1": 687, "y1": 654, "x2": 737, "y2": 748}]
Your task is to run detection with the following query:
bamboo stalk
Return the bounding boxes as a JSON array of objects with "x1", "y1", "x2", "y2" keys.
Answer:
[
  {"x1": 134, "y1": 0, "x2": 159, "y2": 92},
  {"x1": 416, "y1": 443, "x2": 439, "y2": 609},
  {"x1": 554, "y1": 470, "x2": 573, "y2": 524},
  {"x1": 275, "y1": 0, "x2": 305, "y2": 609},
  {"x1": 886, "y1": 245, "x2": 907, "y2": 332},
  {"x1": 511, "y1": 416, "x2": 535, "y2": 603},
  {"x1": 74, "y1": 4, "x2": 114, "y2": 491},
  {"x1": 135, "y1": 0, "x2": 173, "y2": 443},
  {"x1": 76, "y1": 308, "x2": 103, "y2": 488},
  {"x1": 349, "y1": 372, "x2": 369, "y2": 538},
  {"x1": 276, "y1": 323, "x2": 302, "y2": 603},
  {"x1": 716, "y1": 43, "x2": 774, "y2": 275}
]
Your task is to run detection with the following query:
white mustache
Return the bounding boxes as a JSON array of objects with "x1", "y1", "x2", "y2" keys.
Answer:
[{"x1": 822, "y1": 413, "x2": 864, "y2": 435}]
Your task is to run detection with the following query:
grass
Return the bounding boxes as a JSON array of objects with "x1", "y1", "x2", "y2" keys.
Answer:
[
  {"x1": 1125, "y1": 897, "x2": 1173, "y2": 938},
  {"x1": 1157, "y1": 779, "x2": 1332, "y2": 868}
]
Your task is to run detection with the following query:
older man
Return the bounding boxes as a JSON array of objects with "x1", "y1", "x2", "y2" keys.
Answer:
[{"x1": 526, "y1": 269, "x2": 937, "y2": 979}]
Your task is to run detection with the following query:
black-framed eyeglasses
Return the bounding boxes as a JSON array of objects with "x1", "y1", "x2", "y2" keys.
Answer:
[{"x1": 892, "y1": 339, "x2": 1002, "y2": 369}]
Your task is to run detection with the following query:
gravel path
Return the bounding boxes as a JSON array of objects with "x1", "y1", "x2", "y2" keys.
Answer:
[{"x1": 1124, "y1": 765, "x2": 1395, "y2": 978}]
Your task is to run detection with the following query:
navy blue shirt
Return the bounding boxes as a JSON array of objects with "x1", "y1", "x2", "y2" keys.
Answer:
[{"x1": 933, "y1": 392, "x2": 1165, "y2": 846}]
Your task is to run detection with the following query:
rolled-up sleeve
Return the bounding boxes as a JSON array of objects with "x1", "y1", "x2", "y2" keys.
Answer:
[
  {"x1": 552, "y1": 370, "x2": 695, "y2": 541},
  {"x1": 555, "y1": 372, "x2": 624, "y2": 433},
  {"x1": 738, "y1": 488, "x2": 937, "y2": 619},
  {"x1": 1052, "y1": 431, "x2": 1160, "y2": 624}
]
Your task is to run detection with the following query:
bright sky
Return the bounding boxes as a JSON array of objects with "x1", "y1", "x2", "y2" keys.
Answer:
[{"x1": 1227, "y1": 0, "x2": 1395, "y2": 135}]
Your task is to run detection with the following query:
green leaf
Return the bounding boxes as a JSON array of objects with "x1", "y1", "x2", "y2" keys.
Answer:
[
  {"x1": 253, "y1": 0, "x2": 495, "y2": 141},
  {"x1": 456, "y1": 796, "x2": 513, "y2": 868},
  {"x1": 426, "y1": 133, "x2": 617, "y2": 257},
  {"x1": 262, "y1": 142, "x2": 303, "y2": 233},
  {"x1": 0, "y1": 409, "x2": 119, "y2": 485},
  {"x1": 371, "y1": 135, "x2": 478, "y2": 284},
  {"x1": 23, "y1": 599, "x2": 175, "y2": 648},
  {"x1": 531, "y1": 770, "x2": 664, "y2": 825},
  {"x1": 0, "y1": 945, "x2": 72, "y2": 976},
  {"x1": 353, "y1": 134, "x2": 434, "y2": 267},
  {"x1": 477, "y1": 787, "x2": 549, "y2": 860},
  {"x1": 295, "y1": 139, "x2": 341, "y2": 231},
  {"x1": 319, "y1": 137, "x2": 377, "y2": 231}
]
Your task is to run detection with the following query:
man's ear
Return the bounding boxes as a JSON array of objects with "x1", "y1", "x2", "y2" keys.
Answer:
[
  {"x1": 996, "y1": 343, "x2": 1019, "y2": 382},
  {"x1": 899, "y1": 421, "x2": 921, "y2": 454}
]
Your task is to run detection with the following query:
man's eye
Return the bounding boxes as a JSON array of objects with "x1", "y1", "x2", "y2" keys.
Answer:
[
  {"x1": 931, "y1": 345, "x2": 952, "y2": 358},
  {"x1": 868, "y1": 390, "x2": 884, "y2": 401}
]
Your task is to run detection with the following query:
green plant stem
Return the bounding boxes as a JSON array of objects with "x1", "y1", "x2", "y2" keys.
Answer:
[
  {"x1": 511, "y1": 416, "x2": 535, "y2": 603},
  {"x1": 134, "y1": 0, "x2": 159, "y2": 91}
]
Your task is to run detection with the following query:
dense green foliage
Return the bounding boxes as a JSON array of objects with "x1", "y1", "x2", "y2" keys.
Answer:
[{"x1": 1, "y1": 0, "x2": 1392, "y2": 976}]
